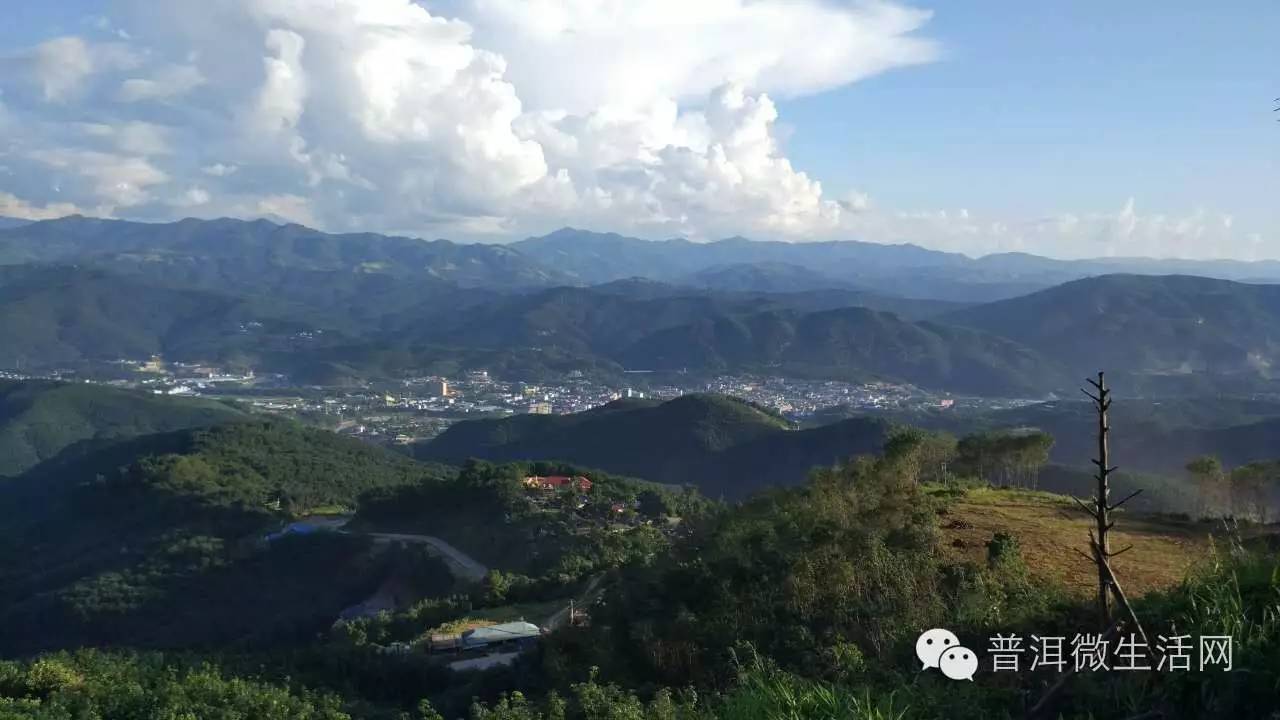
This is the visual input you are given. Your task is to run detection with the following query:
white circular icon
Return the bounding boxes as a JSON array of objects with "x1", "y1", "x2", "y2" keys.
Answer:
[
  {"x1": 915, "y1": 628, "x2": 960, "y2": 669},
  {"x1": 938, "y1": 646, "x2": 978, "y2": 681}
]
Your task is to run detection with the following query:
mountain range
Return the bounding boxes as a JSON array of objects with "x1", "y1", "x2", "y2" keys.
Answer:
[
  {"x1": 4, "y1": 216, "x2": 1280, "y2": 395},
  {"x1": 511, "y1": 227, "x2": 1280, "y2": 301},
  {"x1": 6, "y1": 216, "x2": 1280, "y2": 301}
]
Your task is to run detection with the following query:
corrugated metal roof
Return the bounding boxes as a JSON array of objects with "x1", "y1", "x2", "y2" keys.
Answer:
[{"x1": 461, "y1": 621, "x2": 542, "y2": 646}]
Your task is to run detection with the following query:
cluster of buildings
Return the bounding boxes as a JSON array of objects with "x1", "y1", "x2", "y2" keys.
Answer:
[
  {"x1": 675, "y1": 376, "x2": 947, "y2": 418},
  {"x1": 522, "y1": 475, "x2": 593, "y2": 492},
  {"x1": 6, "y1": 353, "x2": 1032, "y2": 448}
]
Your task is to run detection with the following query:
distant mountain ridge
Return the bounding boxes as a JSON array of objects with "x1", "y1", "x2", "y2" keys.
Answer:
[
  {"x1": 945, "y1": 274, "x2": 1280, "y2": 389},
  {"x1": 4, "y1": 217, "x2": 1280, "y2": 395},
  {"x1": 512, "y1": 227, "x2": 1280, "y2": 301},
  {"x1": 6, "y1": 217, "x2": 1280, "y2": 303},
  {"x1": 0, "y1": 215, "x2": 567, "y2": 289}
]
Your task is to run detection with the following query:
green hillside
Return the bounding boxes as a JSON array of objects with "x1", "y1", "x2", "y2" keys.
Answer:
[
  {"x1": 0, "y1": 412, "x2": 1274, "y2": 719},
  {"x1": 405, "y1": 288, "x2": 1059, "y2": 394},
  {"x1": 945, "y1": 274, "x2": 1280, "y2": 390},
  {"x1": 620, "y1": 307, "x2": 1060, "y2": 395},
  {"x1": 0, "y1": 265, "x2": 341, "y2": 370},
  {"x1": 419, "y1": 394, "x2": 894, "y2": 498},
  {"x1": 0, "y1": 420, "x2": 450, "y2": 653},
  {"x1": 0, "y1": 380, "x2": 244, "y2": 477}
]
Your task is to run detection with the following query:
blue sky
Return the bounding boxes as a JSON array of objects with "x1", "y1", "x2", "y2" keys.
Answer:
[
  {"x1": 0, "y1": 1, "x2": 1275, "y2": 259},
  {"x1": 779, "y1": 1, "x2": 1278, "y2": 233}
]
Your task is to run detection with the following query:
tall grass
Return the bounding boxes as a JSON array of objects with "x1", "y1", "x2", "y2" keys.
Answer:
[
  {"x1": 717, "y1": 669, "x2": 911, "y2": 720},
  {"x1": 1120, "y1": 540, "x2": 1280, "y2": 718}
]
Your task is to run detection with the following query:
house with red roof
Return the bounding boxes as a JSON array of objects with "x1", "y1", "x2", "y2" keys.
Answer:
[{"x1": 522, "y1": 475, "x2": 592, "y2": 492}]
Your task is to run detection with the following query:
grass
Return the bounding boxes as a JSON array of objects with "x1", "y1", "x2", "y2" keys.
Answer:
[
  {"x1": 428, "y1": 599, "x2": 565, "y2": 636},
  {"x1": 938, "y1": 485, "x2": 1218, "y2": 598}
]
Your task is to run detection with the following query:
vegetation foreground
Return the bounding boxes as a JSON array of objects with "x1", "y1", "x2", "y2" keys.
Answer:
[{"x1": 0, "y1": 414, "x2": 1274, "y2": 720}]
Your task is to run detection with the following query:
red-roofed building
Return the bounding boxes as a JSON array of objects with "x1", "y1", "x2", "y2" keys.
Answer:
[{"x1": 523, "y1": 475, "x2": 592, "y2": 492}]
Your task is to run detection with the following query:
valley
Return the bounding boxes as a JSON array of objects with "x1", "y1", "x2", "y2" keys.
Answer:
[
  {"x1": 0, "y1": 217, "x2": 1278, "y2": 719},
  {"x1": 2, "y1": 6, "x2": 1277, "y2": 718}
]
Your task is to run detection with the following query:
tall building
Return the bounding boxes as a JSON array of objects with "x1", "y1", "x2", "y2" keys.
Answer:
[{"x1": 426, "y1": 378, "x2": 449, "y2": 397}]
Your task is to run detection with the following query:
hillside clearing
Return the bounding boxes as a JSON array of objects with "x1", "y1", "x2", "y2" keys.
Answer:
[{"x1": 939, "y1": 486, "x2": 1218, "y2": 597}]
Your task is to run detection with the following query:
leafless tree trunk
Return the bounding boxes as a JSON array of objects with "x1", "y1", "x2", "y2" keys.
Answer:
[{"x1": 1073, "y1": 373, "x2": 1144, "y2": 627}]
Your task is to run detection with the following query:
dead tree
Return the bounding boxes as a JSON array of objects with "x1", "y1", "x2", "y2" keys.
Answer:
[
  {"x1": 1073, "y1": 373, "x2": 1147, "y2": 634},
  {"x1": 1030, "y1": 373, "x2": 1149, "y2": 718}
]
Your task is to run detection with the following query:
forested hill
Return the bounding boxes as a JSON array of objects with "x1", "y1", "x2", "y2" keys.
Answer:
[
  {"x1": 945, "y1": 274, "x2": 1280, "y2": 389},
  {"x1": 0, "y1": 420, "x2": 451, "y2": 653},
  {"x1": 0, "y1": 380, "x2": 244, "y2": 477},
  {"x1": 418, "y1": 393, "x2": 894, "y2": 498},
  {"x1": 0, "y1": 265, "x2": 341, "y2": 369},
  {"x1": 400, "y1": 287, "x2": 1063, "y2": 395}
]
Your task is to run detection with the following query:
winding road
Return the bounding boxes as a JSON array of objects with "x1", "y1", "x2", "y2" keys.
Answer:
[{"x1": 361, "y1": 532, "x2": 490, "y2": 582}]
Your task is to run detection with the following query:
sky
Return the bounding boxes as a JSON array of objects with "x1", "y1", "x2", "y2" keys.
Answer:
[{"x1": 0, "y1": 0, "x2": 1275, "y2": 260}]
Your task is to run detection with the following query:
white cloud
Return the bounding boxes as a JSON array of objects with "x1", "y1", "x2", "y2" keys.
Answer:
[
  {"x1": 0, "y1": 0, "x2": 1267, "y2": 259},
  {"x1": 118, "y1": 64, "x2": 205, "y2": 102},
  {"x1": 19, "y1": 36, "x2": 141, "y2": 102},
  {"x1": 202, "y1": 163, "x2": 238, "y2": 177},
  {"x1": 79, "y1": 121, "x2": 171, "y2": 156},
  {"x1": 255, "y1": 193, "x2": 316, "y2": 226},
  {"x1": 33, "y1": 37, "x2": 93, "y2": 102},
  {"x1": 838, "y1": 198, "x2": 1260, "y2": 260},
  {"x1": 456, "y1": 0, "x2": 938, "y2": 113},
  {"x1": 0, "y1": 0, "x2": 926, "y2": 239},
  {"x1": 839, "y1": 191, "x2": 873, "y2": 214},
  {"x1": 251, "y1": 29, "x2": 308, "y2": 135},
  {"x1": 175, "y1": 186, "x2": 211, "y2": 207},
  {"x1": 0, "y1": 191, "x2": 85, "y2": 220},
  {"x1": 28, "y1": 149, "x2": 167, "y2": 208},
  {"x1": 512, "y1": 83, "x2": 840, "y2": 238}
]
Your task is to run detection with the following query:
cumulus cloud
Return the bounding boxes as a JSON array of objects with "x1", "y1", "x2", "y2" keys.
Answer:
[
  {"x1": 0, "y1": 1, "x2": 955, "y2": 242},
  {"x1": 452, "y1": 0, "x2": 938, "y2": 112},
  {"x1": 513, "y1": 83, "x2": 840, "y2": 238},
  {"x1": 0, "y1": 0, "x2": 1266, "y2": 259}
]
